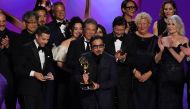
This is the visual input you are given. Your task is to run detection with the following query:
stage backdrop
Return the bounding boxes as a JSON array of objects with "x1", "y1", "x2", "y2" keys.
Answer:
[
  {"x1": 0, "y1": 0, "x2": 189, "y2": 37},
  {"x1": 0, "y1": 0, "x2": 189, "y2": 109}
]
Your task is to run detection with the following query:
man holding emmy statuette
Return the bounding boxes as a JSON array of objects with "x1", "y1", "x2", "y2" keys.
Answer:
[{"x1": 75, "y1": 36, "x2": 117, "y2": 109}]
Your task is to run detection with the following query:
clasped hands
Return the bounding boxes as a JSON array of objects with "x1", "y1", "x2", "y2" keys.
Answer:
[
  {"x1": 34, "y1": 72, "x2": 54, "y2": 81},
  {"x1": 82, "y1": 73, "x2": 100, "y2": 90},
  {"x1": 0, "y1": 36, "x2": 9, "y2": 49},
  {"x1": 115, "y1": 50, "x2": 127, "y2": 62},
  {"x1": 133, "y1": 69, "x2": 152, "y2": 82}
]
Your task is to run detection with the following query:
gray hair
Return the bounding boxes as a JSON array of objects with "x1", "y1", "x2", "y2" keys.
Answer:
[
  {"x1": 22, "y1": 11, "x2": 38, "y2": 22},
  {"x1": 167, "y1": 15, "x2": 185, "y2": 36}
]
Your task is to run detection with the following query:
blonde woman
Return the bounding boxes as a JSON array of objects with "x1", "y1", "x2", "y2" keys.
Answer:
[
  {"x1": 157, "y1": 15, "x2": 188, "y2": 109},
  {"x1": 127, "y1": 12, "x2": 157, "y2": 109}
]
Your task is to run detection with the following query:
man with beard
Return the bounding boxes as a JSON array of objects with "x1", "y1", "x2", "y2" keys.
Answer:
[
  {"x1": 34, "y1": 6, "x2": 48, "y2": 26},
  {"x1": 75, "y1": 36, "x2": 117, "y2": 109},
  {"x1": 104, "y1": 16, "x2": 132, "y2": 109}
]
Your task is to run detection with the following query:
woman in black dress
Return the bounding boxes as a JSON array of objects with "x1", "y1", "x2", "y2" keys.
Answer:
[
  {"x1": 127, "y1": 12, "x2": 158, "y2": 109},
  {"x1": 121, "y1": 0, "x2": 138, "y2": 33},
  {"x1": 157, "y1": 15, "x2": 188, "y2": 109},
  {"x1": 153, "y1": 0, "x2": 178, "y2": 36}
]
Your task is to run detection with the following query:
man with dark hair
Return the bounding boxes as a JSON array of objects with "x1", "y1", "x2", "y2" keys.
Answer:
[
  {"x1": 16, "y1": 25, "x2": 54, "y2": 109},
  {"x1": 104, "y1": 16, "x2": 132, "y2": 109},
  {"x1": 47, "y1": 1, "x2": 69, "y2": 47},
  {"x1": 66, "y1": 18, "x2": 97, "y2": 109},
  {"x1": 75, "y1": 36, "x2": 117, "y2": 109},
  {"x1": 34, "y1": 6, "x2": 48, "y2": 26},
  {"x1": 66, "y1": 18, "x2": 98, "y2": 73},
  {"x1": 47, "y1": 2, "x2": 69, "y2": 109}
]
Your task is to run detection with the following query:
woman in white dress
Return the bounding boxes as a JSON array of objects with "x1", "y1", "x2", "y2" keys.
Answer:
[{"x1": 52, "y1": 16, "x2": 83, "y2": 68}]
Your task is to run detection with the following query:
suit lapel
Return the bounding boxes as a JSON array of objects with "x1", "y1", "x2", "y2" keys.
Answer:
[
  {"x1": 31, "y1": 43, "x2": 42, "y2": 70},
  {"x1": 80, "y1": 37, "x2": 86, "y2": 53}
]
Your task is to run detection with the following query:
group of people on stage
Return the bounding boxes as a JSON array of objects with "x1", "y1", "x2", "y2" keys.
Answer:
[{"x1": 0, "y1": 0, "x2": 190, "y2": 109}]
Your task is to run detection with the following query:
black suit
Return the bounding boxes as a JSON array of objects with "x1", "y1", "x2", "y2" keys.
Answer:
[
  {"x1": 0, "y1": 28, "x2": 19, "y2": 109},
  {"x1": 47, "y1": 20, "x2": 70, "y2": 46},
  {"x1": 104, "y1": 33, "x2": 133, "y2": 109},
  {"x1": 75, "y1": 52, "x2": 117, "y2": 109},
  {"x1": 66, "y1": 37, "x2": 88, "y2": 109},
  {"x1": 47, "y1": 20, "x2": 70, "y2": 109},
  {"x1": 19, "y1": 29, "x2": 35, "y2": 45},
  {"x1": 66, "y1": 37, "x2": 86, "y2": 72},
  {"x1": 15, "y1": 41, "x2": 54, "y2": 109}
]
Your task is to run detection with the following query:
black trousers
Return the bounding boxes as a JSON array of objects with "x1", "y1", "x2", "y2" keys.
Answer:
[
  {"x1": 18, "y1": 95, "x2": 44, "y2": 109},
  {"x1": 4, "y1": 80, "x2": 17, "y2": 109}
]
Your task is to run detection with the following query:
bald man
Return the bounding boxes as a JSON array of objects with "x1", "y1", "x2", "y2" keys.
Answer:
[{"x1": 0, "y1": 12, "x2": 19, "y2": 109}]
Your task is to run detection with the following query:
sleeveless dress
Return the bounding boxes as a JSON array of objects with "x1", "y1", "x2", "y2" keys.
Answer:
[
  {"x1": 157, "y1": 18, "x2": 167, "y2": 36},
  {"x1": 158, "y1": 46, "x2": 185, "y2": 109}
]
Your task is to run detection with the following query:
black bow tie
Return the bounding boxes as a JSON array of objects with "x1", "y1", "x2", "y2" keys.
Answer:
[
  {"x1": 114, "y1": 36, "x2": 124, "y2": 41},
  {"x1": 57, "y1": 21, "x2": 66, "y2": 27},
  {"x1": 38, "y1": 47, "x2": 45, "y2": 52}
]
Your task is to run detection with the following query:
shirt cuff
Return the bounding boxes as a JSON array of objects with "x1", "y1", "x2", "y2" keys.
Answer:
[{"x1": 30, "y1": 70, "x2": 35, "y2": 76}]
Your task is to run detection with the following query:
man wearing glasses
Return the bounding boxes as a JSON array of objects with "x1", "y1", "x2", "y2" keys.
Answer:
[
  {"x1": 19, "y1": 11, "x2": 38, "y2": 45},
  {"x1": 75, "y1": 36, "x2": 117, "y2": 109}
]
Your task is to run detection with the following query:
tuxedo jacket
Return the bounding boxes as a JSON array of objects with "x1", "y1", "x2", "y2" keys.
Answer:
[
  {"x1": 104, "y1": 33, "x2": 133, "y2": 90},
  {"x1": 47, "y1": 20, "x2": 70, "y2": 46},
  {"x1": 66, "y1": 37, "x2": 87, "y2": 74},
  {"x1": 75, "y1": 52, "x2": 117, "y2": 109},
  {"x1": 0, "y1": 28, "x2": 19, "y2": 85},
  {"x1": 15, "y1": 41, "x2": 54, "y2": 96},
  {"x1": 104, "y1": 33, "x2": 129, "y2": 55}
]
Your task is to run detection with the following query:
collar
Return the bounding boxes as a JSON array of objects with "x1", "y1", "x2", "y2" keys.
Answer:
[{"x1": 34, "y1": 39, "x2": 39, "y2": 48}]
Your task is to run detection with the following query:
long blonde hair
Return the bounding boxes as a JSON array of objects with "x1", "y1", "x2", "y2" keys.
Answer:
[{"x1": 167, "y1": 15, "x2": 185, "y2": 36}]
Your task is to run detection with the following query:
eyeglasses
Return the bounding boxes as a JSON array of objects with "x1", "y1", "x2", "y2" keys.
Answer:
[
  {"x1": 125, "y1": 6, "x2": 136, "y2": 10},
  {"x1": 92, "y1": 44, "x2": 105, "y2": 49},
  {"x1": 26, "y1": 21, "x2": 37, "y2": 24}
]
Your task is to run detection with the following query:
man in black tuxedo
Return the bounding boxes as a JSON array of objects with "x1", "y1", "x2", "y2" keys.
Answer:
[
  {"x1": 47, "y1": 2, "x2": 70, "y2": 109},
  {"x1": 47, "y1": 2, "x2": 69, "y2": 47},
  {"x1": 104, "y1": 16, "x2": 132, "y2": 109},
  {"x1": 15, "y1": 26, "x2": 54, "y2": 109},
  {"x1": 0, "y1": 12, "x2": 19, "y2": 109},
  {"x1": 75, "y1": 36, "x2": 117, "y2": 109},
  {"x1": 66, "y1": 18, "x2": 97, "y2": 109}
]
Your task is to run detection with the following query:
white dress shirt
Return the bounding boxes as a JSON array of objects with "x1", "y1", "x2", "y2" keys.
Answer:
[
  {"x1": 30, "y1": 40, "x2": 45, "y2": 76},
  {"x1": 84, "y1": 37, "x2": 90, "y2": 50},
  {"x1": 56, "y1": 20, "x2": 66, "y2": 36},
  {"x1": 114, "y1": 39, "x2": 122, "y2": 52}
]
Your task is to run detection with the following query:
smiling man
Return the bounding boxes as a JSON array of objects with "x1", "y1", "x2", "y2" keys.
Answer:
[{"x1": 16, "y1": 25, "x2": 54, "y2": 109}]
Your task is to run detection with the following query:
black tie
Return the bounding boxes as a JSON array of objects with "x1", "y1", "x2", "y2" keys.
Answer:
[
  {"x1": 114, "y1": 36, "x2": 124, "y2": 41},
  {"x1": 38, "y1": 46, "x2": 45, "y2": 52},
  {"x1": 85, "y1": 41, "x2": 90, "y2": 51},
  {"x1": 57, "y1": 21, "x2": 66, "y2": 27}
]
